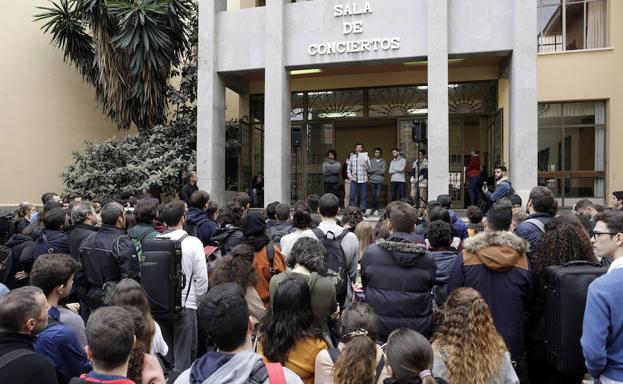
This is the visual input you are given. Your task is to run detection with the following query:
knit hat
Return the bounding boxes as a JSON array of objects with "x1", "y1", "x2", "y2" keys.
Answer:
[{"x1": 242, "y1": 211, "x2": 267, "y2": 237}]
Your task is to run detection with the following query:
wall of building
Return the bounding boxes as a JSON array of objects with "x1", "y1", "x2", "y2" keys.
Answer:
[
  {"x1": 0, "y1": 0, "x2": 132, "y2": 205},
  {"x1": 537, "y1": 0, "x2": 622, "y2": 196}
]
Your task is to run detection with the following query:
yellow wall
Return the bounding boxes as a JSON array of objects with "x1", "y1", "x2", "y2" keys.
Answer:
[
  {"x1": 0, "y1": 0, "x2": 133, "y2": 205},
  {"x1": 537, "y1": 0, "x2": 622, "y2": 196}
]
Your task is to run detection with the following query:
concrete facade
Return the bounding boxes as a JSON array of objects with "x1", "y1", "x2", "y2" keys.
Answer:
[{"x1": 198, "y1": 0, "x2": 537, "y2": 205}]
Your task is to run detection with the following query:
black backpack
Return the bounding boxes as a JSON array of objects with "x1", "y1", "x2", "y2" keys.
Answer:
[
  {"x1": 0, "y1": 213, "x2": 14, "y2": 245},
  {"x1": 141, "y1": 235, "x2": 188, "y2": 322},
  {"x1": 542, "y1": 260, "x2": 607, "y2": 373},
  {"x1": 184, "y1": 218, "x2": 211, "y2": 242},
  {"x1": 311, "y1": 228, "x2": 350, "y2": 307}
]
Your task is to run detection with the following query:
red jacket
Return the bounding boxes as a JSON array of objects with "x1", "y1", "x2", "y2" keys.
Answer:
[{"x1": 466, "y1": 155, "x2": 481, "y2": 178}]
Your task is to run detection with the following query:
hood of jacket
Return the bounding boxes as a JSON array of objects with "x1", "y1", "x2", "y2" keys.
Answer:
[
  {"x1": 186, "y1": 207, "x2": 211, "y2": 225},
  {"x1": 268, "y1": 221, "x2": 292, "y2": 233},
  {"x1": 191, "y1": 350, "x2": 265, "y2": 384},
  {"x1": 5, "y1": 233, "x2": 34, "y2": 248},
  {"x1": 376, "y1": 233, "x2": 429, "y2": 266},
  {"x1": 463, "y1": 231, "x2": 529, "y2": 271}
]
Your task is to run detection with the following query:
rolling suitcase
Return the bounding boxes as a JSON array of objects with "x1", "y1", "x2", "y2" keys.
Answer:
[
  {"x1": 141, "y1": 235, "x2": 187, "y2": 322},
  {"x1": 542, "y1": 260, "x2": 607, "y2": 373}
]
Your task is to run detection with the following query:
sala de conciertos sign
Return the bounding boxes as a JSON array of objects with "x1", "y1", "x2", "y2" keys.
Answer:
[{"x1": 307, "y1": 1, "x2": 401, "y2": 56}]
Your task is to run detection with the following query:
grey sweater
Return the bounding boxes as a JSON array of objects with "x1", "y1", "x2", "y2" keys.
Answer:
[
  {"x1": 389, "y1": 157, "x2": 406, "y2": 182},
  {"x1": 322, "y1": 160, "x2": 341, "y2": 183},
  {"x1": 368, "y1": 158, "x2": 386, "y2": 184}
]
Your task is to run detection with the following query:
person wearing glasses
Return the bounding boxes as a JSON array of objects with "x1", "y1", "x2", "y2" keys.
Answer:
[{"x1": 582, "y1": 210, "x2": 623, "y2": 384}]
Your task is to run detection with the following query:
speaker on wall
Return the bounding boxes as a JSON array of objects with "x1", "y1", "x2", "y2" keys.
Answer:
[
  {"x1": 292, "y1": 126, "x2": 302, "y2": 148},
  {"x1": 412, "y1": 120, "x2": 427, "y2": 142}
]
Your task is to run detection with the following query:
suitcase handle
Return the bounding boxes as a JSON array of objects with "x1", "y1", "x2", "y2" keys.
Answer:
[{"x1": 563, "y1": 260, "x2": 599, "y2": 267}]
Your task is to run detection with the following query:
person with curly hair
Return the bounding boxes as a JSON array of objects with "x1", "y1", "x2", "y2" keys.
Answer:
[
  {"x1": 527, "y1": 214, "x2": 598, "y2": 383},
  {"x1": 211, "y1": 201, "x2": 245, "y2": 254},
  {"x1": 210, "y1": 244, "x2": 266, "y2": 324},
  {"x1": 124, "y1": 306, "x2": 166, "y2": 384},
  {"x1": 432, "y1": 287, "x2": 518, "y2": 384},
  {"x1": 260, "y1": 277, "x2": 327, "y2": 384},
  {"x1": 314, "y1": 303, "x2": 389, "y2": 384},
  {"x1": 384, "y1": 328, "x2": 443, "y2": 384},
  {"x1": 341, "y1": 207, "x2": 364, "y2": 230}
]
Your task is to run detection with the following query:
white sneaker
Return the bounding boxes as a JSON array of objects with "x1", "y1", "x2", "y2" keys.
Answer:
[
  {"x1": 365, "y1": 209, "x2": 372, "y2": 215},
  {"x1": 373, "y1": 210, "x2": 380, "y2": 216}
]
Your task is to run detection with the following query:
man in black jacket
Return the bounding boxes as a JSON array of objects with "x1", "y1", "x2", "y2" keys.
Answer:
[
  {"x1": 514, "y1": 186, "x2": 555, "y2": 262},
  {"x1": 76, "y1": 202, "x2": 139, "y2": 318},
  {"x1": 0, "y1": 286, "x2": 58, "y2": 384},
  {"x1": 69, "y1": 202, "x2": 99, "y2": 262},
  {"x1": 361, "y1": 201, "x2": 435, "y2": 342},
  {"x1": 180, "y1": 172, "x2": 198, "y2": 205}
]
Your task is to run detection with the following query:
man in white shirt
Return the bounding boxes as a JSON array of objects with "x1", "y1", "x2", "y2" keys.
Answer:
[
  {"x1": 158, "y1": 201, "x2": 209, "y2": 379},
  {"x1": 302, "y1": 193, "x2": 359, "y2": 307}
]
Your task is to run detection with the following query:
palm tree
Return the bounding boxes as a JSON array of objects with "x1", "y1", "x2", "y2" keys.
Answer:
[{"x1": 35, "y1": 0, "x2": 194, "y2": 131}]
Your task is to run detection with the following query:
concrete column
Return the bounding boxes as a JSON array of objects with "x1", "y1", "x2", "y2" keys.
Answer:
[
  {"x1": 427, "y1": 0, "x2": 449, "y2": 200},
  {"x1": 264, "y1": 0, "x2": 291, "y2": 205},
  {"x1": 510, "y1": 0, "x2": 538, "y2": 203},
  {"x1": 197, "y1": 0, "x2": 227, "y2": 204}
]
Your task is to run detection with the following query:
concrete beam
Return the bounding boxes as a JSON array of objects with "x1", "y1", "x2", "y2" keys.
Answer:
[
  {"x1": 427, "y1": 0, "x2": 449, "y2": 200},
  {"x1": 264, "y1": 0, "x2": 291, "y2": 205},
  {"x1": 197, "y1": 0, "x2": 227, "y2": 203},
  {"x1": 509, "y1": 0, "x2": 538, "y2": 203}
]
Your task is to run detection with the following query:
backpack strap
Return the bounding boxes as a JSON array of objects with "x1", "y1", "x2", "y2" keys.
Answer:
[
  {"x1": 0, "y1": 348, "x2": 35, "y2": 370},
  {"x1": 524, "y1": 218, "x2": 546, "y2": 234},
  {"x1": 266, "y1": 242, "x2": 276, "y2": 275},
  {"x1": 41, "y1": 230, "x2": 54, "y2": 254},
  {"x1": 178, "y1": 234, "x2": 193, "y2": 306},
  {"x1": 375, "y1": 355, "x2": 385, "y2": 383},
  {"x1": 311, "y1": 227, "x2": 325, "y2": 241},
  {"x1": 265, "y1": 362, "x2": 286, "y2": 384},
  {"x1": 328, "y1": 347, "x2": 341, "y2": 363}
]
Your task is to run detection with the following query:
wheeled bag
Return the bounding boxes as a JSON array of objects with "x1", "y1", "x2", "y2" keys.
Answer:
[
  {"x1": 141, "y1": 235, "x2": 187, "y2": 322},
  {"x1": 542, "y1": 260, "x2": 607, "y2": 373}
]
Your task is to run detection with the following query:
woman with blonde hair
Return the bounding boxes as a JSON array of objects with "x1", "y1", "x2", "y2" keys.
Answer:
[
  {"x1": 354, "y1": 221, "x2": 375, "y2": 257},
  {"x1": 431, "y1": 287, "x2": 518, "y2": 384}
]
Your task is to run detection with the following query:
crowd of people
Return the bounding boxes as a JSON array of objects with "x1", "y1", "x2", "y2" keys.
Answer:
[{"x1": 1, "y1": 182, "x2": 623, "y2": 384}]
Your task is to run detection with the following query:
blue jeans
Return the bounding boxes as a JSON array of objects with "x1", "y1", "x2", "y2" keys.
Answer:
[
  {"x1": 391, "y1": 182, "x2": 406, "y2": 201},
  {"x1": 370, "y1": 183, "x2": 382, "y2": 210},
  {"x1": 468, "y1": 176, "x2": 480, "y2": 206},
  {"x1": 349, "y1": 182, "x2": 367, "y2": 210}
]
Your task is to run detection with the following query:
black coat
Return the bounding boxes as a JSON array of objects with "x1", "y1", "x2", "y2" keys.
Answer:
[
  {"x1": 0, "y1": 332, "x2": 58, "y2": 384},
  {"x1": 361, "y1": 232, "x2": 436, "y2": 342},
  {"x1": 448, "y1": 231, "x2": 531, "y2": 366},
  {"x1": 180, "y1": 183, "x2": 198, "y2": 204},
  {"x1": 75, "y1": 225, "x2": 139, "y2": 309},
  {"x1": 3, "y1": 234, "x2": 34, "y2": 288},
  {"x1": 69, "y1": 223, "x2": 99, "y2": 262}
]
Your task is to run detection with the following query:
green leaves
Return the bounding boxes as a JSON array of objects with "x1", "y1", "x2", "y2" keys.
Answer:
[{"x1": 36, "y1": 0, "x2": 195, "y2": 131}]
